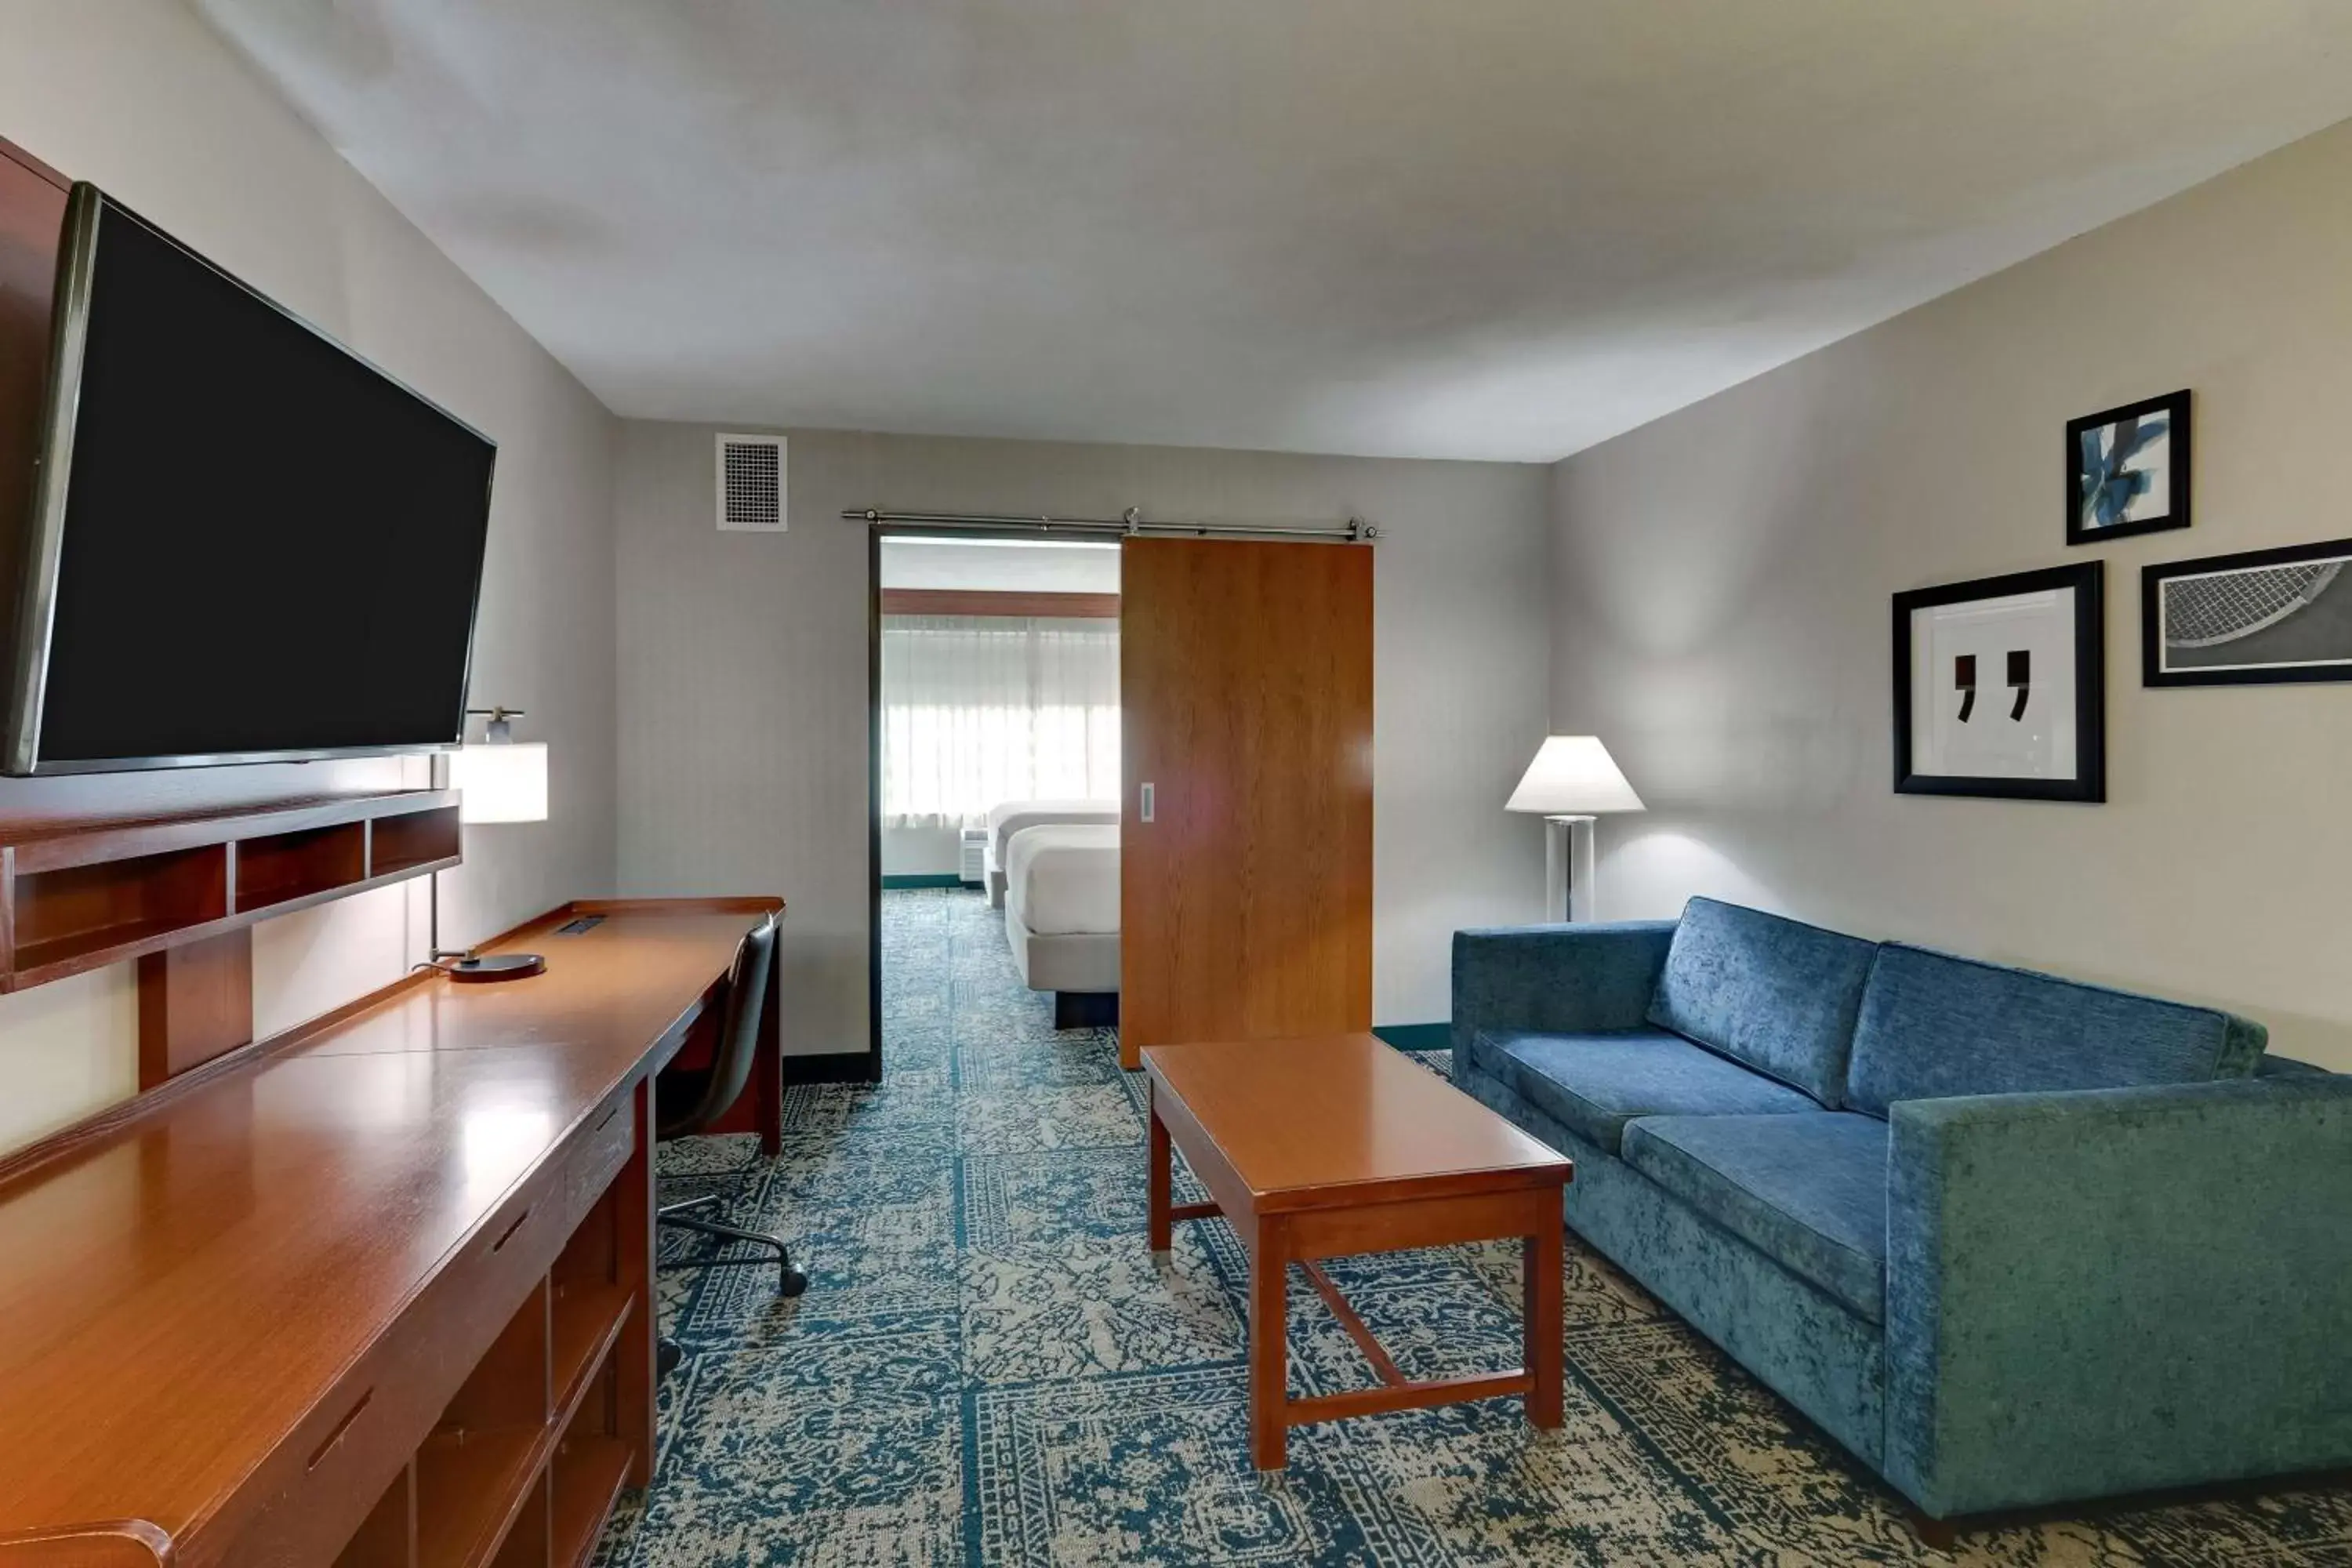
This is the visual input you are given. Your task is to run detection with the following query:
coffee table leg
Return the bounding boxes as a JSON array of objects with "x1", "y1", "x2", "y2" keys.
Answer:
[
  {"x1": 1148, "y1": 1087, "x2": 1173, "y2": 1253},
  {"x1": 1523, "y1": 1202, "x2": 1564, "y2": 1430},
  {"x1": 1250, "y1": 1217, "x2": 1290, "y2": 1469}
]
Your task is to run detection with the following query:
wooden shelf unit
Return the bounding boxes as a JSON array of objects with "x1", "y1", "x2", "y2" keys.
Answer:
[
  {"x1": 0, "y1": 789, "x2": 461, "y2": 991},
  {"x1": 327, "y1": 1163, "x2": 643, "y2": 1568}
]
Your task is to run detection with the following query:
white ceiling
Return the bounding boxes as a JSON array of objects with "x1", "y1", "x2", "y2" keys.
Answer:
[{"x1": 194, "y1": 2, "x2": 2352, "y2": 463}]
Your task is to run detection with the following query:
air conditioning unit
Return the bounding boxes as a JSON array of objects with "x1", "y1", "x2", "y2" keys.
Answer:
[
  {"x1": 715, "y1": 434, "x2": 786, "y2": 532},
  {"x1": 959, "y1": 828, "x2": 988, "y2": 886}
]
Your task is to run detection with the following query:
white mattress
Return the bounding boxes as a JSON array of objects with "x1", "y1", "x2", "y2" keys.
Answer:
[
  {"x1": 988, "y1": 798, "x2": 1119, "y2": 867},
  {"x1": 1004, "y1": 823, "x2": 1120, "y2": 937}
]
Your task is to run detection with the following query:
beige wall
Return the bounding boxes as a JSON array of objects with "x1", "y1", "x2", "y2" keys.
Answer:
[
  {"x1": 1550, "y1": 118, "x2": 2352, "y2": 1068},
  {"x1": 615, "y1": 424, "x2": 1552, "y2": 1055},
  {"x1": 0, "y1": 0, "x2": 620, "y2": 1153}
]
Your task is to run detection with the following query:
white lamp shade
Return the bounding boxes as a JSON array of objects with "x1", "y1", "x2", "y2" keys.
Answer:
[
  {"x1": 452, "y1": 742, "x2": 549, "y2": 824},
  {"x1": 1506, "y1": 735, "x2": 1643, "y2": 815}
]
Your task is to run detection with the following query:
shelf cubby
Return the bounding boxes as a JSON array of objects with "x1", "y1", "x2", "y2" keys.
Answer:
[
  {"x1": 550, "y1": 1280, "x2": 632, "y2": 1425},
  {"x1": 382, "y1": 1142, "x2": 640, "y2": 1568},
  {"x1": 372, "y1": 804, "x2": 463, "y2": 881},
  {"x1": 13, "y1": 844, "x2": 229, "y2": 979},
  {"x1": 419, "y1": 1279, "x2": 550, "y2": 1568},
  {"x1": 332, "y1": 1462, "x2": 416, "y2": 1568},
  {"x1": 487, "y1": 1472, "x2": 550, "y2": 1568},
  {"x1": 550, "y1": 1393, "x2": 631, "y2": 1568},
  {"x1": 416, "y1": 1425, "x2": 543, "y2": 1568},
  {"x1": 236, "y1": 822, "x2": 367, "y2": 915}
]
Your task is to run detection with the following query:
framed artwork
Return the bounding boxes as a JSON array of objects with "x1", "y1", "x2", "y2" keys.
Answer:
[
  {"x1": 2143, "y1": 537, "x2": 2352, "y2": 687},
  {"x1": 2067, "y1": 389, "x2": 2190, "y2": 546},
  {"x1": 1893, "y1": 561, "x2": 2105, "y2": 802}
]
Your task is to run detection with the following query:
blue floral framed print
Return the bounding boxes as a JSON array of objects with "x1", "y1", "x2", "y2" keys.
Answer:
[{"x1": 2067, "y1": 388, "x2": 2190, "y2": 546}]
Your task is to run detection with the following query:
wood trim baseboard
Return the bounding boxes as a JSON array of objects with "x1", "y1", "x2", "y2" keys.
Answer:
[{"x1": 880, "y1": 588, "x2": 1118, "y2": 619}]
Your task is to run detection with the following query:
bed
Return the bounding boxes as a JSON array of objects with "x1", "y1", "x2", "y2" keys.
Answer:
[
  {"x1": 1002, "y1": 822, "x2": 1120, "y2": 1027},
  {"x1": 983, "y1": 798, "x2": 1119, "y2": 908}
]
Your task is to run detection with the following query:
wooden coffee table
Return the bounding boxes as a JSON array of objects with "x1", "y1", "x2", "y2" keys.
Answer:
[{"x1": 1142, "y1": 1032, "x2": 1573, "y2": 1469}]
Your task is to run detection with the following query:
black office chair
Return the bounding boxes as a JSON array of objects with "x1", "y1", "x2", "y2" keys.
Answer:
[{"x1": 655, "y1": 915, "x2": 808, "y2": 1310}]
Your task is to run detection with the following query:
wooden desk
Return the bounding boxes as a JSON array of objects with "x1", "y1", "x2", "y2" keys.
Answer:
[
  {"x1": 1142, "y1": 1033, "x2": 1571, "y2": 1470},
  {"x1": 0, "y1": 897, "x2": 779, "y2": 1568}
]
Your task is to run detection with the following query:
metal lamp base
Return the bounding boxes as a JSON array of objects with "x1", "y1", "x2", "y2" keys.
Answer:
[
  {"x1": 428, "y1": 866, "x2": 545, "y2": 982},
  {"x1": 446, "y1": 952, "x2": 546, "y2": 983},
  {"x1": 1543, "y1": 815, "x2": 1598, "y2": 924}
]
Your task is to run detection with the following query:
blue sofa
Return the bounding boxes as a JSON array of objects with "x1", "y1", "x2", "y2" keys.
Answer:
[{"x1": 1452, "y1": 897, "x2": 2352, "y2": 1525}]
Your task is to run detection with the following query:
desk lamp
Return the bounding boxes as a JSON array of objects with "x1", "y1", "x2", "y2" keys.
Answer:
[
  {"x1": 1506, "y1": 735, "x2": 1643, "y2": 923},
  {"x1": 432, "y1": 706, "x2": 550, "y2": 982}
]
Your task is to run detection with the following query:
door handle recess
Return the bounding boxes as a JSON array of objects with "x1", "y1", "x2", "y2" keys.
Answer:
[
  {"x1": 307, "y1": 1388, "x2": 373, "y2": 1471},
  {"x1": 1139, "y1": 782, "x2": 1156, "y2": 823}
]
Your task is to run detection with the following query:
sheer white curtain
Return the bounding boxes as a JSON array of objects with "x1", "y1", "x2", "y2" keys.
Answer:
[{"x1": 880, "y1": 615, "x2": 1120, "y2": 828}]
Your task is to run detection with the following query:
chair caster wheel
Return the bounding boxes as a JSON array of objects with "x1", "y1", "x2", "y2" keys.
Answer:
[
  {"x1": 657, "y1": 1337, "x2": 683, "y2": 1379},
  {"x1": 780, "y1": 1267, "x2": 810, "y2": 1298}
]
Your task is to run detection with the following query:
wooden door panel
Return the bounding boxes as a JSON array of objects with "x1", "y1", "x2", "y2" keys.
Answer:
[{"x1": 1119, "y1": 539, "x2": 1373, "y2": 1064}]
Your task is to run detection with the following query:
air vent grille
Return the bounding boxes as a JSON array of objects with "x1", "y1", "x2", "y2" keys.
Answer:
[{"x1": 716, "y1": 434, "x2": 786, "y2": 532}]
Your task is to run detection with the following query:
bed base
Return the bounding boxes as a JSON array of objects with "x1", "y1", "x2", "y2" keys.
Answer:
[{"x1": 1054, "y1": 990, "x2": 1120, "y2": 1030}]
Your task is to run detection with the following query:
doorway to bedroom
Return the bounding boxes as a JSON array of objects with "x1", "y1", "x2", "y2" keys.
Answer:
[{"x1": 873, "y1": 533, "x2": 1124, "y2": 1067}]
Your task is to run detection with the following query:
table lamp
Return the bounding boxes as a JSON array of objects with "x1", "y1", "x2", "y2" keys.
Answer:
[
  {"x1": 433, "y1": 706, "x2": 551, "y2": 982},
  {"x1": 1506, "y1": 735, "x2": 1643, "y2": 923}
]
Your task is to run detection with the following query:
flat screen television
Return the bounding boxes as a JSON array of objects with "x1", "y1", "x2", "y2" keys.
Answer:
[{"x1": 2, "y1": 183, "x2": 496, "y2": 776}]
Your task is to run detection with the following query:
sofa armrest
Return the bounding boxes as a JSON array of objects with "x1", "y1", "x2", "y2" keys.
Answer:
[
  {"x1": 1884, "y1": 1073, "x2": 2352, "y2": 1518},
  {"x1": 1450, "y1": 921, "x2": 1676, "y2": 1060}
]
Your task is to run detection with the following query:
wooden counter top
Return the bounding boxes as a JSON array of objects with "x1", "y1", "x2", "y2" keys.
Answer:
[{"x1": 0, "y1": 899, "x2": 775, "y2": 1562}]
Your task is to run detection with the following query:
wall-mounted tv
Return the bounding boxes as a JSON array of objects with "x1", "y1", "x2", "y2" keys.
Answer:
[{"x1": 2, "y1": 183, "x2": 496, "y2": 776}]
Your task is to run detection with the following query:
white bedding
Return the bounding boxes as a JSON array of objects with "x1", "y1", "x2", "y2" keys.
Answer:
[
  {"x1": 988, "y1": 798, "x2": 1119, "y2": 867},
  {"x1": 1004, "y1": 823, "x2": 1120, "y2": 937}
]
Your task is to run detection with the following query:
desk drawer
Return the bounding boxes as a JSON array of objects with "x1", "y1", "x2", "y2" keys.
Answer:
[
  {"x1": 211, "y1": 1160, "x2": 569, "y2": 1567},
  {"x1": 561, "y1": 1091, "x2": 636, "y2": 1231}
]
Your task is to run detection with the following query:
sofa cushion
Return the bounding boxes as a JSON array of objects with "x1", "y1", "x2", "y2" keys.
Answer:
[
  {"x1": 1844, "y1": 943, "x2": 2270, "y2": 1118},
  {"x1": 1645, "y1": 898, "x2": 1878, "y2": 1105},
  {"x1": 1623, "y1": 1112, "x2": 1889, "y2": 1323},
  {"x1": 1479, "y1": 1027, "x2": 1819, "y2": 1156}
]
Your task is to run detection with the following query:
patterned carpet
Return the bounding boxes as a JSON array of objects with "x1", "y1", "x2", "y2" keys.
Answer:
[{"x1": 593, "y1": 889, "x2": 2349, "y2": 1566}]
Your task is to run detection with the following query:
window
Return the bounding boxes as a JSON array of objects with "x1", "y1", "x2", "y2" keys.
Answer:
[{"x1": 879, "y1": 615, "x2": 1119, "y2": 826}]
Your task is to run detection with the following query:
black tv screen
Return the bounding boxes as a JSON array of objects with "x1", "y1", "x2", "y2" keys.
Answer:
[{"x1": 5, "y1": 185, "x2": 495, "y2": 775}]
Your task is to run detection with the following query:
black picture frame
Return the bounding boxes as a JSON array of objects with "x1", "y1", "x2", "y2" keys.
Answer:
[
  {"x1": 2066, "y1": 388, "x2": 2190, "y2": 546},
  {"x1": 1893, "y1": 561, "x2": 2105, "y2": 802},
  {"x1": 2143, "y1": 536, "x2": 2352, "y2": 688}
]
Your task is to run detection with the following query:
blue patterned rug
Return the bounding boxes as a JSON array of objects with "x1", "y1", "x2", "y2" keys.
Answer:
[{"x1": 594, "y1": 890, "x2": 2349, "y2": 1566}]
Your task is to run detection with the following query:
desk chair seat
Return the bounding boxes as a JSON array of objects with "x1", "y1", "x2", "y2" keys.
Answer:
[{"x1": 655, "y1": 916, "x2": 805, "y2": 1374}]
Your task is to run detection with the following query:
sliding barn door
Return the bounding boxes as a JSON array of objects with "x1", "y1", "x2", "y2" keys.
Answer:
[{"x1": 1119, "y1": 539, "x2": 1374, "y2": 1065}]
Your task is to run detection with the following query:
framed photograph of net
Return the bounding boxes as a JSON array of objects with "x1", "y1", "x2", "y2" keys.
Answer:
[
  {"x1": 2143, "y1": 538, "x2": 2352, "y2": 687},
  {"x1": 1893, "y1": 561, "x2": 2104, "y2": 802},
  {"x1": 2067, "y1": 389, "x2": 2190, "y2": 546}
]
